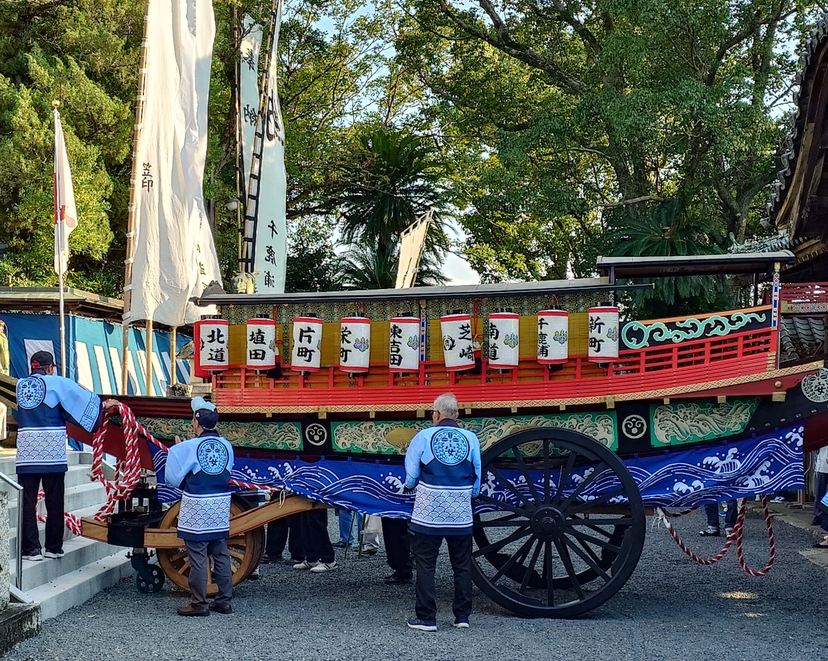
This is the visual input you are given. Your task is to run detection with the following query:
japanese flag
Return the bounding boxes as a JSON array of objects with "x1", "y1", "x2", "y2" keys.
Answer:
[{"x1": 53, "y1": 108, "x2": 78, "y2": 275}]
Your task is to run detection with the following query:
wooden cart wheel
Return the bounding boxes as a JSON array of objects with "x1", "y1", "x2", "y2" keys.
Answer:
[
  {"x1": 157, "y1": 495, "x2": 265, "y2": 594},
  {"x1": 472, "y1": 427, "x2": 645, "y2": 618}
]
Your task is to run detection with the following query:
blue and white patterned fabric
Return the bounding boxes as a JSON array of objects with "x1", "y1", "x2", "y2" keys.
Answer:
[
  {"x1": 404, "y1": 422, "x2": 482, "y2": 535},
  {"x1": 165, "y1": 432, "x2": 234, "y2": 541},
  {"x1": 14, "y1": 374, "x2": 101, "y2": 474},
  {"x1": 148, "y1": 423, "x2": 804, "y2": 519}
]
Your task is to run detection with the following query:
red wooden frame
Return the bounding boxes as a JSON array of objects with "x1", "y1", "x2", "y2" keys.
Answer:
[{"x1": 212, "y1": 326, "x2": 778, "y2": 409}]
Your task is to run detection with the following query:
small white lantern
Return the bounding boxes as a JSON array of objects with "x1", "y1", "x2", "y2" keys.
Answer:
[
  {"x1": 291, "y1": 316, "x2": 323, "y2": 372},
  {"x1": 538, "y1": 310, "x2": 569, "y2": 365},
  {"x1": 246, "y1": 318, "x2": 278, "y2": 370},
  {"x1": 440, "y1": 313, "x2": 475, "y2": 371},
  {"x1": 389, "y1": 316, "x2": 420, "y2": 372},
  {"x1": 340, "y1": 317, "x2": 371, "y2": 373},
  {"x1": 588, "y1": 306, "x2": 620, "y2": 362},
  {"x1": 488, "y1": 312, "x2": 519, "y2": 369},
  {"x1": 195, "y1": 319, "x2": 229, "y2": 377}
]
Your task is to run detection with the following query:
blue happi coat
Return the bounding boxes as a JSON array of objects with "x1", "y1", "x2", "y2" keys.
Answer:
[
  {"x1": 165, "y1": 431, "x2": 234, "y2": 541},
  {"x1": 14, "y1": 374, "x2": 101, "y2": 474},
  {"x1": 404, "y1": 420, "x2": 482, "y2": 535}
]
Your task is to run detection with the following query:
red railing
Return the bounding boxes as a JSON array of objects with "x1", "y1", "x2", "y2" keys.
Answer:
[
  {"x1": 213, "y1": 326, "x2": 777, "y2": 409},
  {"x1": 773, "y1": 283, "x2": 828, "y2": 305}
]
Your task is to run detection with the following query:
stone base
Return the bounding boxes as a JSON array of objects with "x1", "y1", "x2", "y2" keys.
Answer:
[{"x1": 0, "y1": 603, "x2": 41, "y2": 656}]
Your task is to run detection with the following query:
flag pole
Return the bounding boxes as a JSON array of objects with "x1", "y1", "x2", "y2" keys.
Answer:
[
  {"x1": 53, "y1": 100, "x2": 67, "y2": 378},
  {"x1": 122, "y1": 0, "x2": 151, "y2": 394}
]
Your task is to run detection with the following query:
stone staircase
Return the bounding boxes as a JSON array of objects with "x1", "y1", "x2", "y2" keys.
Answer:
[{"x1": 0, "y1": 451, "x2": 133, "y2": 620}]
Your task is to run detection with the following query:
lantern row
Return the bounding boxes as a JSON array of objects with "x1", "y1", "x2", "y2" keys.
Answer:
[{"x1": 193, "y1": 307, "x2": 620, "y2": 375}]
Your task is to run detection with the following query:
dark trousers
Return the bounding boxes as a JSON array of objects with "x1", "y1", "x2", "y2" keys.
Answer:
[
  {"x1": 815, "y1": 472, "x2": 828, "y2": 517},
  {"x1": 184, "y1": 538, "x2": 232, "y2": 611},
  {"x1": 266, "y1": 514, "x2": 302, "y2": 558},
  {"x1": 297, "y1": 509, "x2": 334, "y2": 564},
  {"x1": 19, "y1": 472, "x2": 65, "y2": 555},
  {"x1": 410, "y1": 532, "x2": 473, "y2": 623},
  {"x1": 382, "y1": 517, "x2": 412, "y2": 579},
  {"x1": 705, "y1": 501, "x2": 737, "y2": 529}
]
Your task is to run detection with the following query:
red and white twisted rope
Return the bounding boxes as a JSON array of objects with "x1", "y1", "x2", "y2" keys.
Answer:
[{"x1": 656, "y1": 496, "x2": 776, "y2": 575}]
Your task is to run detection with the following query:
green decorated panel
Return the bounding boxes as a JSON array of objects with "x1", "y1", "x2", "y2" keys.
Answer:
[
  {"x1": 331, "y1": 412, "x2": 617, "y2": 455},
  {"x1": 649, "y1": 398, "x2": 759, "y2": 447},
  {"x1": 137, "y1": 417, "x2": 303, "y2": 451}
]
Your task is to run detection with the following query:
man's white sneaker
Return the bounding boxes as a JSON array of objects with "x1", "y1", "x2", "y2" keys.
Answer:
[
  {"x1": 44, "y1": 550, "x2": 65, "y2": 559},
  {"x1": 292, "y1": 560, "x2": 316, "y2": 571},
  {"x1": 22, "y1": 552, "x2": 43, "y2": 561},
  {"x1": 310, "y1": 561, "x2": 337, "y2": 573}
]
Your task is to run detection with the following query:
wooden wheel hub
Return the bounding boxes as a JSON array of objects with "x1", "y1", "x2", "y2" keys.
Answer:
[{"x1": 531, "y1": 506, "x2": 565, "y2": 542}]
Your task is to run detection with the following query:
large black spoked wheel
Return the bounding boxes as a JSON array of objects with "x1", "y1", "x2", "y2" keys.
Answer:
[{"x1": 472, "y1": 427, "x2": 645, "y2": 618}]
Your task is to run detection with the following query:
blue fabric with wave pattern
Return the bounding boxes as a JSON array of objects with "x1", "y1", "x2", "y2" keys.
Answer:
[{"x1": 147, "y1": 423, "x2": 804, "y2": 518}]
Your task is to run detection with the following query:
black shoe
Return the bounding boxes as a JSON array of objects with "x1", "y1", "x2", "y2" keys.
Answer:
[
  {"x1": 208, "y1": 601, "x2": 233, "y2": 614},
  {"x1": 177, "y1": 604, "x2": 209, "y2": 617},
  {"x1": 384, "y1": 573, "x2": 412, "y2": 584},
  {"x1": 260, "y1": 554, "x2": 283, "y2": 564},
  {"x1": 332, "y1": 541, "x2": 350, "y2": 549},
  {"x1": 407, "y1": 617, "x2": 436, "y2": 632},
  {"x1": 812, "y1": 518, "x2": 822, "y2": 526}
]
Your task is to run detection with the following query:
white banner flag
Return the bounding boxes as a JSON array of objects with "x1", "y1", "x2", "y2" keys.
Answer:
[
  {"x1": 127, "y1": 0, "x2": 221, "y2": 327},
  {"x1": 53, "y1": 109, "x2": 78, "y2": 275},
  {"x1": 253, "y1": 0, "x2": 287, "y2": 293},
  {"x1": 395, "y1": 210, "x2": 432, "y2": 289},
  {"x1": 240, "y1": 16, "x2": 262, "y2": 184}
]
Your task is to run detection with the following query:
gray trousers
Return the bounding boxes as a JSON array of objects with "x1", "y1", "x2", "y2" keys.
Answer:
[{"x1": 184, "y1": 538, "x2": 232, "y2": 611}]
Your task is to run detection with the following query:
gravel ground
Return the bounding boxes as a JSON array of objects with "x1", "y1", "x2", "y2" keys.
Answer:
[{"x1": 5, "y1": 509, "x2": 827, "y2": 661}]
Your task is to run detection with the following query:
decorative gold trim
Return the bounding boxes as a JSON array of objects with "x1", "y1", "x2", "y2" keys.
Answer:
[{"x1": 216, "y1": 361, "x2": 823, "y2": 415}]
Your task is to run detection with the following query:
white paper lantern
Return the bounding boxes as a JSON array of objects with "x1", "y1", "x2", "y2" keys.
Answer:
[
  {"x1": 246, "y1": 318, "x2": 278, "y2": 369},
  {"x1": 340, "y1": 317, "x2": 371, "y2": 373},
  {"x1": 389, "y1": 316, "x2": 420, "y2": 372},
  {"x1": 537, "y1": 310, "x2": 569, "y2": 364},
  {"x1": 440, "y1": 313, "x2": 475, "y2": 371},
  {"x1": 291, "y1": 316, "x2": 323, "y2": 372},
  {"x1": 588, "y1": 306, "x2": 620, "y2": 362},
  {"x1": 195, "y1": 319, "x2": 229, "y2": 376},
  {"x1": 488, "y1": 312, "x2": 520, "y2": 369}
]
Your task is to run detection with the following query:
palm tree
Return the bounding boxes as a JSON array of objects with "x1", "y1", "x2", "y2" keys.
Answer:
[
  {"x1": 324, "y1": 127, "x2": 450, "y2": 289},
  {"x1": 336, "y1": 240, "x2": 447, "y2": 290},
  {"x1": 609, "y1": 198, "x2": 732, "y2": 316}
]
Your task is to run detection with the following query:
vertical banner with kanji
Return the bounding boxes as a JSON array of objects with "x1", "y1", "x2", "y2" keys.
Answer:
[
  {"x1": 253, "y1": 0, "x2": 287, "y2": 293},
  {"x1": 128, "y1": 0, "x2": 221, "y2": 327},
  {"x1": 239, "y1": 16, "x2": 262, "y2": 185}
]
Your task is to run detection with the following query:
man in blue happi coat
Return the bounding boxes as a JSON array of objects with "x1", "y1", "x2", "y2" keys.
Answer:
[
  {"x1": 166, "y1": 396, "x2": 235, "y2": 616},
  {"x1": 404, "y1": 392, "x2": 481, "y2": 632},
  {"x1": 14, "y1": 350, "x2": 104, "y2": 561}
]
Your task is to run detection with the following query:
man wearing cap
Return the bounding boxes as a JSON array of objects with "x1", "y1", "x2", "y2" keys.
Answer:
[
  {"x1": 14, "y1": 350, "x2": 104, "y2": 561},
  {"x1": 165, "y1": 396, "x2": 235, "y2": 616}
]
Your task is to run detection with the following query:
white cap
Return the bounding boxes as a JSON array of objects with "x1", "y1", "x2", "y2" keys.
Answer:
[{"x1": 190, "y1": 396, "x2": 217, "y2": 414}]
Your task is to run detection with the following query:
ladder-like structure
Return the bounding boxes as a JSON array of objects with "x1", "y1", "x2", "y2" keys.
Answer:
[{"x1": 239, "y1": 1, "x2": 280, "y2": 273}]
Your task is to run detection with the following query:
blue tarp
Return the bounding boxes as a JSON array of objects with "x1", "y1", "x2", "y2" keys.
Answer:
[
  {"x1": 147, "y1": 423, "x2": 805, "y2": 516},
  {"x1": 0, "y1": 312, "x2": 191, "y2": 396}
]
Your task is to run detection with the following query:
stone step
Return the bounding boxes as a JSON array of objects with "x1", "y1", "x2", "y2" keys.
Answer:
[
  {"x1": 12, "y1": 535, "x2": 126, "y2": 591},
  {"x1": 25, "y1": 550, "x2": 133, "y2": 620}
]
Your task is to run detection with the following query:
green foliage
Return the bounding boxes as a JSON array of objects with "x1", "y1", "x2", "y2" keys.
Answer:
[
  {"x1": 284, "y1": 216, "x2": 342, "y2": 292},
  {"x1": 394, "y1": 0, "x2": 822, "y2": 310},
  {"x1": 323, "y1": 127, "x2": 451, "y2": 289}
]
